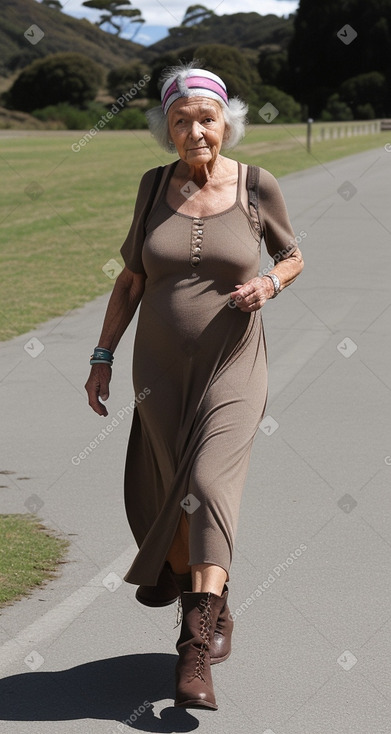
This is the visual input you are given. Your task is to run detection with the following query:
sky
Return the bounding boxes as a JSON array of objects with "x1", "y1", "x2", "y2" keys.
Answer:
[{"x1": 58, "y1": 0, "x2": 299, "y2": 46}]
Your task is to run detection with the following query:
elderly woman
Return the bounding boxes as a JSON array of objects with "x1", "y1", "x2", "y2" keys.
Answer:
[{"x1": 85, "y1": 62, "x2": 303, "y2": 710}]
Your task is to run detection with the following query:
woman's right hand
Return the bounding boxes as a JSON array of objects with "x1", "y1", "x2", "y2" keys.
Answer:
[
  {"x1": 85, "y1": 363, "x2": 112, "y2": 416},
  {"x1": 83, "y1": 267, "x2": 145, "y2": 417}
]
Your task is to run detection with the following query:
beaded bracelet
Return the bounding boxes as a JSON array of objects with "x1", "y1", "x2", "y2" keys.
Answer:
[{"x1": 90, "y1": 346, "x2": 114, "y2": 366}]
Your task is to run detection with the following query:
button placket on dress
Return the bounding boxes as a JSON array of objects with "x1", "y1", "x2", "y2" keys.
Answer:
[{"x1": 190, "y1": 218, "x2": 204, "y2": 267}]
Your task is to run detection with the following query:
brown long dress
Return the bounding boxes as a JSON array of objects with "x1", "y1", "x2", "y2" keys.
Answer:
[{"x1": 120, "y1": 160, "x2": 297, "y2": 586}]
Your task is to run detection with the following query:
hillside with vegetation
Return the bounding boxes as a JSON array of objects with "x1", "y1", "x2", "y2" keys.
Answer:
[
  {"x1": 1, "y1": 0, "x2": 390, "y2": 126},
  {"x1": 0, "y1": 0, "x2": 144, "y2": 75},
  {"x1": 146, "y1": 11, "x2": 293, "y2": 56}
]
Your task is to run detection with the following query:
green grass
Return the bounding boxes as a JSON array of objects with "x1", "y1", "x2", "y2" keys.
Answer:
[
  {"x1": 0, "y1": 123, "x2": 388, "y2": 340},
  {"x1": 0, "y1": 514, "x2": 69, "y2": 607}
]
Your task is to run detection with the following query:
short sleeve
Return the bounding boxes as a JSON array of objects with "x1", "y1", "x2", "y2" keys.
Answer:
[
  {"x1": 257, "y1": 167, "x2": 297, "y2": 264},
  {"x1": 120, "y1": 167, "x2": 161, "y2": 274}
]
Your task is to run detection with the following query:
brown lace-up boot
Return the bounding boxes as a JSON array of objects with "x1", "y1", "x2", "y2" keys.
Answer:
[
  {"x1": 135, "y1": 562, "x2": 180, "y2": 607},
  {"x1": 174, "y1": 591, "x2": 225, "y2": 710},
  {"x1": 210, "y1": 585, "x2": 233, "y2": 664},
  {"x1": 172, "y1": 574, "x2": 233, "y2": 665}
]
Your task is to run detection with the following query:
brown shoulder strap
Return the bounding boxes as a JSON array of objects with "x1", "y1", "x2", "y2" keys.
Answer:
[
  {"x1": 143, "y1": 165, "x2": 164, "y2": 234},
  {"x1": 246, "y1": 165, "x2": 263, "y2": 237}
]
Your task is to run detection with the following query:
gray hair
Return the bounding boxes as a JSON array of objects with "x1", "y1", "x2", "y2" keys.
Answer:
[{"x1": 146, "y1": 62, "x2": 248, "y2": 153}]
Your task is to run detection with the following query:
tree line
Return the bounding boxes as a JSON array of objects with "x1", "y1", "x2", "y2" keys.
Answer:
[{"x1": 4, "y1": 0, "x2": 391, "y2": 124}]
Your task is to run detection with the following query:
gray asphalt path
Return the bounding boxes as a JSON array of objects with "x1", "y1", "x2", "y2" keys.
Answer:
[{"x1": 1, "y1": 146, "x2": 391, "y2": 733}]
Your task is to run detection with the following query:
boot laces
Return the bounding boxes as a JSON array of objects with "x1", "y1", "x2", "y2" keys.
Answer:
[
  {"x1": 193, "y1": 593, "x2": 212, "y2": 682},
  {"x1": 174, "y1": 596, "x2": 183, "y2": 628}
]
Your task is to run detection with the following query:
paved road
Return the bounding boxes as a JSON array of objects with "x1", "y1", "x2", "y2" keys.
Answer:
[{"x1": 1, "y1": 146, "x2": 391, "y2": 733}]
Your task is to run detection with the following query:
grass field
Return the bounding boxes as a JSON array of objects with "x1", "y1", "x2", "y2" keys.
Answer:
[
  {"x1": 0, "y1": 514, "x2": 69, "y2": 607},
  {"x1": 1, "y1": 123, "x2": 388, "y2": 340}
]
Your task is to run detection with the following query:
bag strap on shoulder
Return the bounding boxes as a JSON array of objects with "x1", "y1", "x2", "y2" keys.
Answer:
[
  {"x1": 143, "y1": 165, "x2": 165, "y2": 234},
  {"x1": 246, "y1": 165, "x2": 263, "y2": 238}
]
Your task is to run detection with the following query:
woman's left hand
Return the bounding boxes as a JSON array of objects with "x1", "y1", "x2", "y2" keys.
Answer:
[{"x1": 229, "y1": 276, "x2": 274, "y2": 312}]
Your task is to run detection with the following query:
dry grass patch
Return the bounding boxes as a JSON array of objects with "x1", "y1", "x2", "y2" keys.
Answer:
[{"x1": 0, "y1": 514, "x2": 69, "y2": 607}]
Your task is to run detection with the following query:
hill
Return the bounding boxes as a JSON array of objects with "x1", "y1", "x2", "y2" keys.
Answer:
[
  {"x1": 146, "y1": 12, "x2": 294, "y2": 57},
  {"x1": 0, "y1": 0, "x2": 144, "y2": 76}
]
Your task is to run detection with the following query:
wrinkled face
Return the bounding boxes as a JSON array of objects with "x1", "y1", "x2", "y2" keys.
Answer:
[{"x1": 167, "y1": 96, "x2": 227, "y2": 166}]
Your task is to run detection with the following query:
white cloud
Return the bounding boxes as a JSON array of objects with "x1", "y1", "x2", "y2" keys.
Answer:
[{"x1": 134, "y1": 33, "x2": 154, "y2": 43}]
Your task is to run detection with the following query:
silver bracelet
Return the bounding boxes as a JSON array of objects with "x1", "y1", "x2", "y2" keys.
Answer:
[{"x1": 263, "y1": 273, "x2": 281, "y2": 298}]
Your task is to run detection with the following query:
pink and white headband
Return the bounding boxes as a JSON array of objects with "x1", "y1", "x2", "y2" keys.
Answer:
[{"x1": 161, "y1": 69, "x2": 229, "y2": 115}]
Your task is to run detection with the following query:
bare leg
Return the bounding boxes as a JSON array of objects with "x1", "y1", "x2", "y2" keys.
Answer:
[
  {"x1": 166, "y1": 513, "x2": 227, "y2": 595},
  {"x1": 166, "y1": 512, "x2": 190, "y2": 574},
  {"x1": 192, "y1": 564, "x2": 226, "y2": 596}
]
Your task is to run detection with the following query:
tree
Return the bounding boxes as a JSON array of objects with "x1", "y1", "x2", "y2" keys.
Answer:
[
  {"x1": 355, "y1": 103, "x2": 375, "y2": 119},
  {"x1": 257, "y1": 50, "x2": 288, "y2": 88},
  {"x1": 339, "y1": 72, "x2": 387, "y2": 118},
  {"x1": 182, "y1": 5, "x2": 214, "y2": 26},
  {"x1": 41, "y1": 0, "x2": 62, "y2": 8},
  {"x1": 319, "y1": 94, "x2": 353, "y2": 121},
  {"x1": 193, "y1": 44, "x2": 261, "y2": 105},
  {"x1": 6, "y1": 53, "x2": 103, "y2": 112},
  {"x1": 82, "y1": 0, "x2": 144, "y2": 39},
  {"x1": 107, "y1": 62, "x2": 150, "y2": 99},
  {"x1": 148, "y1": 50, "x2": 199, "y2": 100},
  {"x1": 154, "y1": 11, "x2": 293, "y2": 55},
  {"x1": 288, "y1": 0, "x2": 391, "y2": 117},
  {"x1": 257, "y1": 85, "x2": 301, "y2": 123},
  {"x1": 168, "y1": 4, "x2": 214, "y2": 41}
]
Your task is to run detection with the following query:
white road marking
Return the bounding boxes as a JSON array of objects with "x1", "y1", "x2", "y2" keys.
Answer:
[{"x1": 0, "y1": 546, "x2": 134, "y2": 673}]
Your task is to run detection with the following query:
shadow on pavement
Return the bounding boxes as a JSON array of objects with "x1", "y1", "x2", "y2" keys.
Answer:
[{"x1": 0, "y1": 653, "x2": 199, "y2": 732}]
